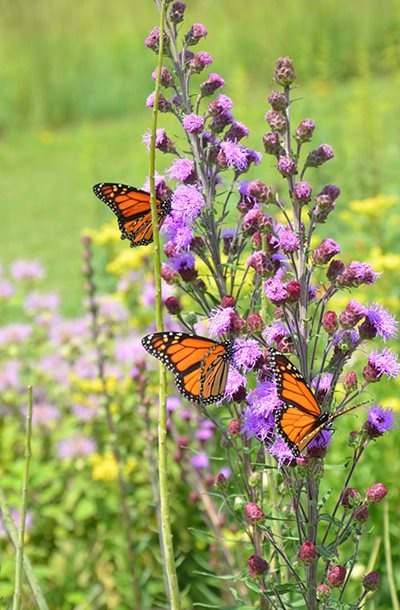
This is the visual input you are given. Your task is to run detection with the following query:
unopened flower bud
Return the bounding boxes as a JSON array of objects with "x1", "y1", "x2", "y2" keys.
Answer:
[
  {"x1": 152, "y1": 66, "x2": 174, "y2": 88},
  {"x1": 363, "y1": 571, "x2": 380, "y2": 592},
  {"x1": 327, "y1": 565, "x2": 346, "y2": 588},
  {"x1": 189, "y1": 51, "x2": 213, "y2": 73},
  {"x1": 200, "y1": 72, "x2": 225, "y2": 96},
  {"x1": 285, "y1": 280, "x2": 301, "y2": 302},
  {"x1": 169, "y1": 2, "x2": 186, "y2": 23},
  {"x1": 265, "y1": 110, "x2": 286, "y2": 132},
  {"x1": 354, "y1": 506, "x2": 369, "y2": 523},
  {"x1": 247, "y1": 313, "x2": 265, "y2": 332},
  {"x1": 343, "y1": 371, "x2": 357, "y2": 392},
  {"x1": 248, "y1": 555, "x2": 269, "y2": 578},
  {"x1": 247, "y1": 180, "x2": 273, "y2": 203},
  {"x1": 341, "y1": 487, "x2": 362, "y2": 509},
  {"x1": 327, "y1": 260, "x2": 345, "y2": 281},
  {"x1": 298, "y1": 541, "x2": 317, "y2": 563},
  {"x1": 145, "y1": 27, "x2": 169, "y2": 54},
  {"x1": 293, "y1": 181, "x2": 312, "y2": 204},
  {"x1": 164, "y1": 296, "x2": 183, "y2": 315},
  {"x1": 363, "y1": 363, "x2": 380, "y2": 383},
  {"x1": 312, "y1": 238, "x2": 341, "y2": 265},
  {"x1": 323, "y1": 311, "x2": 338, "y2": 334},
  {"x1": 268, "y1": 90, "x2": 288, "y2": 111},
  {"x1": 274, "y1": 56, "x2": 295, "y2": 87},
  {"x1": 359, "y1": 318, "x2": 378, "y2": 340},
  {"x1": 214, "y1": 472, "x2": 228, "y2": 489},
  {"x1": 366, "y1": 483, "x2": 388, "y2": 503},
  {"x1": 307, "y1": 144, "x2": 334, "y2": 167},
  {"x1": 244, "y1": 502, "x2": 265, "y2": 524},
  {"x1": 277, "y1": 155, "x2": 297, "y2": 177},
  {"x1": 263, "y1": 131, "x2": 281, "y2": 155},
  {"x1": 220, "y1": 295, "x2": 236, "y2": 308},
  {"x1": 294, "y1": 119, "x2": 316, "y2": 143},
  {"x1": 227, "y1": 419, "x2": 240, "y2": 436},
  {"x1": 185, "y1": 23, "x2": 207, "y2": 46}
]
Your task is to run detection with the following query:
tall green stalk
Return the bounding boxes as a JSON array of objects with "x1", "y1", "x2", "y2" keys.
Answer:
[{"x1": 148, "y1": 2, "x2": 181, "y2": 607}]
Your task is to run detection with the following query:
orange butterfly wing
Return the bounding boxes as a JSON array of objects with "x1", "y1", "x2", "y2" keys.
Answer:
[
  {"x1": 141, "y1": 332, "x2": 232, "y2": 404},
  {"x1": 269, "y1": 348, "x2": 325, "y2": 456},
  {"x1": 93, "y1": 183, "x2": 171, "y2": 247}
]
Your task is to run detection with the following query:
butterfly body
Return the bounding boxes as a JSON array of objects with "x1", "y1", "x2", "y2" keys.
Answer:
[
  {"x1": 269, "y1": 348, "x2": 361, "y2": 456},
  {"x1": 141, "y1": 332, "x2": 232, "y2": 404},
  {"x1": 93, "y1": 183, "x2": 172, "y2": 247}
]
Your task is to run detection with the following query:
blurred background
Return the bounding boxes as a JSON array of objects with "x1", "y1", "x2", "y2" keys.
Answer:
[
  {"x1": 1, "y1": 0, "x2": 400, "y2": 607},
  {"x1": 2, "y1": 0, "x2": 400, "y2": 313}
]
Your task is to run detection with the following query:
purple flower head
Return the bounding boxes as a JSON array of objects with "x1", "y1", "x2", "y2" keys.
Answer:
[
  {"x1": 162, "y1": 216, "x2": 193, "y2": 251},
  {"x1": 185, "y1": 23, "x2": 207, "y2": 46},
  {"x1": 142, "y1": 172, "x2": 170, "y2": 200},
  {"x1": 169, "y1": 2, "x2": 186, "y2": 23},
  {"x1": 265, "y1": 110, "x2": 286, "y2": 132},
  {"x1": 11, "y1": 260, "x2": 45, "y2": 281},
  {"x1": 191, "y1": 453, "x2": 209, "y2": 469},
  {"x1": 294, "y1": 119, "x2": 316, "y2": 143},
  {"x1": 293, "y1": 181, "x2": 312, "y2": 204},
  {"x1": 142, "y1": 128, "x2": 175, "y2": 153},
  {"x1": 144, "y1": 26, "x2": 166, "y2": 53},
  {"x1": 263, "y1": 321, "x2": 289, "y2": 346},
  {"x1": 200, "y1": 72, "x2": 225, "y2": 96},
  {"x1": 233, "y1": 338, "x2": 262, "y2": 371},
  {"x1": 171, "y1": 251, "x2": 195, "y2": 273},
  {"x1": 278, "y1": 225, "x2": 300, "y2": 253},
  {"x1": 207, "y1": 94, "x2": 233, "y2": 116},
  {"x1": 242, "y1": 381, "x2": 281, "y2": 442},
  {"x1": 208, "y1": 307, "x2": 234, "y2": 337},
  {"x1": 0, "y1": 323, "x2": 32, "y2": 345},
  {"x1": 365, "y1": 303, "x2": 398, "y2": 341},
  {"x1": 182, "y1": 113, "x2": 204, "y2": 134},
  {"x1": 274, "y1": 56, "x2": 296, "y2": 87},
  {"x1": 145, "y1": 91, "x2": 171, "y2": 113},
  {"x1": 367, "y1": 348, "x2": 400, "y2": 379},
  {"x1": 311, "y1": 373, "x2": 333, "y2": 395},
  {"x1": 196, "y1": 426, "x2": 214, "y2": 442},
  {"x1": 337, "y1": 261, "x2": 380, "y2": 287},
  {"x1": 339, "y1": 300, "x2": 367, "y2": 328},
  {"x1": 225, "y1": 121, "x2": 249, "y2": 142},
  {"x1": 277, "y1": 155, "x2": 297, "y2": 177},
  {"x1": 171, "y1": 184, "x2": 205, "y2": 221},
  {"x1": 218, "y1": 141, "x2": 249, "y2": 171},
  {"x1": 224, "y1": 368, "x2": 246, "y2": 401},
  {"x1": 151, "y1": 66, "x2": 174, "y2": 88},
  {"x1": 189, "y1": 51, "x2": 213, "y2": 73},
  {"x1": 268, "y1": 90, "x2": 288, "y2": 111},
  {"x1": 246, "y1": 251, "x2": 272, "y2": 275},
  {"x1": 58, "y1": 435, "x2": 97, "y2": 459},
  {"x1": 333, "y1": 329, "x2": 359, "y2": 351},
  {"x1": 269, "y1": 438, "x2": 296, "y2": 467},
  {"x1": 312, "y1": 238, "x2": 341, "y2": 265},
  {"x1": 263, "y1": 131, "x2": 281, "y2": 155},
  {"x1": 24, "y1": 292, "x2": 59, "y2": 315},
  {"x1": 264, "y1": 277, "x2": 288, "y2": 305},
  {"x1": 167, "y1": 158, "x2": 196, "y2": 183},
  {"x1": 307, "y1": 144, "x2": 334, "y2": 167},
  {"x1": 367, "y1": 404, "x2": 395, "y2": 434},
  {"x1": 209, "y1": 111, "x2": 233, "y2": 134},
  {"x1": 0, "y1": 280, "x2": 14, "y2": 299}
]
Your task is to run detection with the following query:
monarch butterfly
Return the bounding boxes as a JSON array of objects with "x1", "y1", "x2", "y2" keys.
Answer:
[
  {"x1": 141, "y1": 332, "x2": 233, "y2": 404},
  {"x1": 269, "y1": 348, "x2": 363, "y2": 456},
  {"x1": 93, "y1": 183, "x2": 172, "y2": 247}
]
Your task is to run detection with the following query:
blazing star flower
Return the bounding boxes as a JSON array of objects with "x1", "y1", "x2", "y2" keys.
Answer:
[
  {"x1": 233, "y1": 338, "x2": 262, "y2": 371},
  {"x1": 225, "y1": 121, "x2": 249, "y2": 141},
  {"x1": 200, "y1": 72, "x2": 225, "y2": 96},
  {"x1": 278, "y1": 225, "x2": 300, "y2": 253},
  {"x1": 242, "y1": 381, "x2": 281, "y2": 441},
  {"x1": 293, "y1": 181, "x2": 312, "y2": 203},
  {"x1": 151, "y1": 66, "x2": 174, "y2": 88},
  {"x1": 263, "y1": 321, "x2": 289, "y2": 345},
  {"x1": 337, "y1": 261, "x2": 380, "y2": 287},
  {"x1": 171, "y1": 184, "x2": 205, "y2": 221},
  {"x1": 311, "y1": 373, "x2": 333, "y2": 394},
  {"x1": 167, "y1": 158, "x2": 195, "y2": 183},
  {"x1": 189, "y1": 51, "x2": 213, "y2": 73},
  {"x1": 58, "y1": 436, "x2": 97, "y2": 459},
  {"x1": 11, "y1": 260, "x2": 45, "y2": 281},
  {"x1": 182, "y1": 113, "x2": 204, "y2": 134},
  {"x1": 365, "y1": 303, "x2": 398, "y2": 341},
  {"x1": 162, "y1": 216, "x2": 194, "y2": 250},
  {"x1": 142, "y1": 128, "x2": 175, "y2": 153},
  {"x1": 145, "y1": 92, "x2": 171, "y2": 112},
  {"x1": 218, "y1": 141, "x2": 249, "y2": 171},
  {"x1": 208, "y1": 93, "x2": 233, "y2": 115},
  {"x1": 367, "y1": 404, "x2": 395, "y2": 433},
  {"x1": 368, "y1": 348, "x2": 400, "y2": 379},
  {"x1": 264, "y1": 277, "x2": 288, "y2": 305},
  {"x1": 208, "y1": 307, "x2": 234, "y2": 337},
  {"x1": 224, "y1": 368, "x2": 246, "y2": 400},
  {"x1": 269, "y1": 438, "x2": 296, "y2": 467},
  {"x1": 277, "y1": 155, "x2": 297, "y2": 177}
]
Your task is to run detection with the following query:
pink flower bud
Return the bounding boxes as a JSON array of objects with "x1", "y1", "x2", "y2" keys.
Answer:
[
  {"x1": 343, "y1": 371, "x2": 357, "y2": 392},
  {"x1": 227, "y1": 419, "x2": 241, "y2": 436},
  {"x1": 247, "y1": 313, "x2": 265, "y2": 332},
  {"x1": 316, "y1": 584, "x2": 331, "y2": 602},
  {"x1": 323, "y1": 311, "x2": 338, "y2": 334},
  {"x1": 298, "y1": 541, "x2": 317, "y2": 563},
  {"x1": 354, "y1": 506, "x2": 369, "y2": 523},
  {"x1": 164, "y1": 296, "x2": 183, "y2": 315},
  {"x1": 327, "y1": 565, "x2": 346, "y2": 588},
  {"x1": 366, "y1": 483, "x2": 388, "y2": 503},
  {"x1": 363, "y1": 571, "x2": 380, "y2": 592},
  {"x1": 248, "y1": 555, "x2": 269, "y2": 578},
  {"x1": 341, "y1": 487, "x2": 362, "y2": 509},
  {"x1": 220, "y1": 295, "x2": 236, "y2": 308},
  {"x1": 274, "y1": 56, "x2": 296, "y2": 87},
  {"x1": 244, "y1": 502, "x2": 265, "y2": 524}
]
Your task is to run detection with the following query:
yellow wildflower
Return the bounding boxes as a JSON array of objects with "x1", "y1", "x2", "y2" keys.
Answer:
[
  {"x1": 85, "y1": 222, "x2": 121, "y2": 246},
  {"x1": 91, "y1": 451, "x2": 119, "y2": 481},
  {"x1": 368, "y1": 247, "x2": 400, "y2": 272},
  {"x1": 70, "y1": 374, "x2": 117, "y2": 394},
  {"x1": 107, "y1": 246, "x2": 152, "y2": 275}
]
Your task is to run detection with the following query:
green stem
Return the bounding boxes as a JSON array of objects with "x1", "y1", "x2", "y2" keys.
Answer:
[
  {"x1": 383, "y1": 500, "x2": 399, "y2": 610},
  {"x1": 12, "y1": 385, "x2": 33, "y2": 610},
  {"x1": 149, "y1": 3, "x2": 180, "y2": 608}
]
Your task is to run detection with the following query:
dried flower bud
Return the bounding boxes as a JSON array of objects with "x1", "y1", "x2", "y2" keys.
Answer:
[
  {"x1": 185, "y1": 23, "x2": 207, "y2": 46},
  {"x1": 327, "y1": 565, "x2": 346, "y2": 588},
  {"x1": 247, "y1": 313, "x2": 265, "y2": 332},
  {"x1": 307, "y1": 144, "x2": 334, "y2": 167},
  {"x1": 244, "y1": 502, "x2": 265, "y2": 524},
  {"x1": 366, "y1": 483, "x2": 388, "y2": 503},
  {"x1": 294, "y1": 118, "x2": 316, "y2": 143},
  {"x1": 248, "y1": 555, "x2": 269, "y2": 578},
  {"x1": 327, "y1": 259, "x2": 345, "y2": 282},
  {"x1": 293, "y1": 181, "x2": 312, "y2": 204},
  {"x1": 164, "y1": 296, "x2": 183, "y2": 315},
  {"x1": 274, "y1": 56, "x2": 295, "y2": 87},
  {"x1": 298, "y1": 541, "x2": 317, "y2": 563},
  {"x1": 263, "y1": 131, "x2": 281, "y2": 155},
  {"x1": 268, "y1": 90, "x2": 288, "y2": 111},
  {"x1": 277, "y1": 155, "x2": 297, "y2": 177},
  {"x1": 341, "y1": 487, "x2": 362, "y2": 509},
  {"x1": 170, "y1": 2, "x2": 186, "y2": 23},
  {"x1": 354, "y1": 506, "x2": 369, "y2": 522},
  {"x1": 343, "y1": 371, "x2": 357, "y2": 392},
  {"x1": 323, "y1": 311, "x2": 338, "y2": 334},
  {"x1": 265, "y1": 109, "x2": 286, "y2": 132},
  {"x1": 227, "y1": 419, "x2": 240, "y2": 436},
  {"x1": 363, "y1": 571, "x2": 380, "y2": 592},
  {"x1": 312, "y1": 238, "x2": 341, "y2": 265}
]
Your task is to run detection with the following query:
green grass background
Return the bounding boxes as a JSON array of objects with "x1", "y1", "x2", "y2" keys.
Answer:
[{"x1": 2, "y1": 0, "x2": 400, "y2": 314}]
